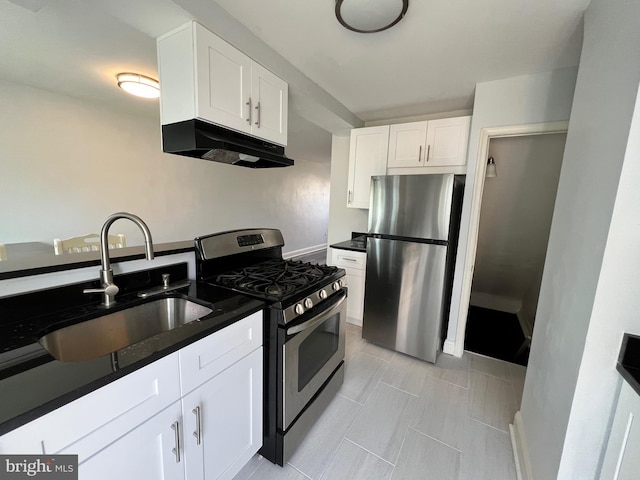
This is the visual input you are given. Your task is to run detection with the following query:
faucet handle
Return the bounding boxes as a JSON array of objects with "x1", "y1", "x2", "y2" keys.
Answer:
[
  {"x1": 84, "y1": 284, "x2": 120, "y2": 296},
  {"x1": 162, "y1": 273, "x2": 170, "y2": 287}
]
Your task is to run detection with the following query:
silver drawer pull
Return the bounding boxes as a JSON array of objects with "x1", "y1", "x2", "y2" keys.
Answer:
[
  {"x1": 192, "y1": 406, "x2": 202, "y2": 445},
  {"x1": 171, "y1": 421, "x2": 181, "y2": 463},
  {"x1": 342, "y1": 257, "x2": 357, "y2": 262}
]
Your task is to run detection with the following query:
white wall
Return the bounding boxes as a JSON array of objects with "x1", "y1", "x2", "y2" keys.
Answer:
[
  {"x1": 447, "y1": 67, "x2": 578, "y2": 347},
  {"x1": 326, "y1": 135, "x2": 368, "y2": 245},
  {"x1": 0, "y1": 80, "x2": 331, "y2": 254},
  {"x1": 471, "y1": 134, "x2": 565, "y2": 314},
  {"x1": 520, "y1": 0, "x2": 640, "y2": 478}
]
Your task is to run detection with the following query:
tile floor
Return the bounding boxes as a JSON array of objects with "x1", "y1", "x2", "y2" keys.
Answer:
[{"x1": 234, "y1": 323, "x2": 524, "y2": 480}]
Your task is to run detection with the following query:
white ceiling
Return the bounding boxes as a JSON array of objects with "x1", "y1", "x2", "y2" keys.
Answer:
[
  {"x1": 212, "y1": 0, "x2": 589, "y2": 121},
  {"x1": 0, "y1": 0, "x2": 590, "y2": 130}
]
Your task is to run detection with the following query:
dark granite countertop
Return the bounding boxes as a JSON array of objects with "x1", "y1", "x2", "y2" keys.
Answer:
[
  {"x1": 0, "y1": 263, "x2": 263, "y2": 435},
  {"x1": 330, "y1": 233, "x2": 368, "y2": 253},
  {"x1": 617, "y1": 333, "x2": 640, "y2": 396}
]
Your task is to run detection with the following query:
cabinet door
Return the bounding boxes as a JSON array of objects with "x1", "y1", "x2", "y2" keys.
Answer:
[
  {"x1": 345, "y1": 268, "x2": 365, "y2": 325},
  {"x1": 347, "y1": 126, "x2": 389, "y2": 209},
  {"x1": 77, "y1": 402, "x2": 185, "y2": 480},
  {"x1": 425, "y1": 116, "x2": 471, "y2": 166},
  {"x1": 387, "y1": 121, "x2": 428, "y2": 168},
  {"x1": 182, "y1": 348, "x2": 262, "y2": 480},
  {"x1": 194, "y1": 23, "x2": 252, "y2": 136},
  {"x1": 251, "y1": 62, "x2": 288, "y2": 146}
]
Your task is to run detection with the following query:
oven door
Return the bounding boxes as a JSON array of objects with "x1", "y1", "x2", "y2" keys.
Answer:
[{"x1": 281, "y1": 289, "x2": 346, "y2": 430}]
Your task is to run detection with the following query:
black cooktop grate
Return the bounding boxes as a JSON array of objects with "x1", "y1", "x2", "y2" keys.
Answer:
[{"x1": 215, "y1": 259, "x2": 338, "y2": 300}]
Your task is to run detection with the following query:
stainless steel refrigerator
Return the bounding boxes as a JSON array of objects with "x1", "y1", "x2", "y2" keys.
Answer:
[{"x1": 362, "y1": 174, "x2": 464, "y2": 363}]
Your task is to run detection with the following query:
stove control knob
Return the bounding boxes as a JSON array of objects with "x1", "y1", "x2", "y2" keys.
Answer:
[
  {"x1": 332, "y1": 281, "x2": 340, "y2": 291},
  {"x1": 319, "y1": 289, "x2": 327, "y2": 300},
  {"x1": 294, "y1": 303, "x2": 304, "y2": 315},
  {"x1": 304, "y1": 298, "x2": 313, "y2": 309}
]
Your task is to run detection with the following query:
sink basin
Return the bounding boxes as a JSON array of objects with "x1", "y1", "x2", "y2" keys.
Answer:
[{"x1": 40, "y1": 297, "x2": 213, "y2": 362}]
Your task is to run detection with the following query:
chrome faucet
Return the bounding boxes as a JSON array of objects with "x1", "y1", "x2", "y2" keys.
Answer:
[{"x1": 84, "y1": 212, "x2": 154, "y2": 307}]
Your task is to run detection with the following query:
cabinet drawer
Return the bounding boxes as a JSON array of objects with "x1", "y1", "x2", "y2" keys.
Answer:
[
  {"x1": 334, "y1": 251, "x2": 366, "y2": 270},
  {"x1": 179, "y1": 312, "x2": 262, "y2": 395},
  {"x1": 0, "y1": 352, "x2": 181, "y2": 456}
]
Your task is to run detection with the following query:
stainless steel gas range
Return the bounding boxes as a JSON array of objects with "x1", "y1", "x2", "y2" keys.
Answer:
[{"x1": 194, "y1": 229, "x2": 347, "y2": 465}]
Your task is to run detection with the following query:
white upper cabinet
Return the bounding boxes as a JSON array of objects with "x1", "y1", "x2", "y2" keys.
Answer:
[
  {"x1": 387, "y1": 121, "x2": 428, "y2": 167},
  {"x1": 387, "y1": 116, "x2": 470, "y2": 168},
  {"x1": 158, "y1": 22, "x2": 288, "y2": 146},
  {"x1": 347, "y1": 126, "x2": 390, "y2": 209}
]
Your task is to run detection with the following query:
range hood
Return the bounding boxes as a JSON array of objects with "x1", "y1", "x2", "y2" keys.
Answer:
[{"x1": 162, "y1": 119, "x2": 294, "y2": 168}]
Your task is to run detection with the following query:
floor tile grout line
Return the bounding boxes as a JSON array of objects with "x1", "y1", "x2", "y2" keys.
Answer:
[
  {"x1": 343, "y1": 437, "x2": 397, "y2": 467},
  {"x1": 286, "y1": 461, "x2": 314, "y2": 479},
  {"x1": 470, "y1": 368, "x2": 514, "y2": 384},
  {"x1": 379, "y1": 380, "x2": 420, "y2": 398},
  {"x1": 407, "y1": 426, "x2": 463, "y2": 453},
  {"x1": 315, "y1": 437, "x2": 353, "y2": 480},
  {"x1": 465, "y1": 415, "x2": 511, "y2": 434}
]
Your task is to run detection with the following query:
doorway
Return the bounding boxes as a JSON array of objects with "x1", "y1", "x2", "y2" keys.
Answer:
[{"x1": 463, "y1": 133, "x2": 567, "y2": 366}]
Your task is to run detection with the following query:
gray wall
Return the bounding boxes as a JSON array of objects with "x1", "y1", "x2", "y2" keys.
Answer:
[
  {"x1": 471, "y1": 134, "x2": 565, "y2": 315},
  {"x1": 521, "y1": 0, "x2": 640, "y2": 478},
  {"x1": 447, "y1": 67, "x2": 578, "y2": 348},
  {"x1": 0, "y1": 79, "x2": 331, "y2": 254}
]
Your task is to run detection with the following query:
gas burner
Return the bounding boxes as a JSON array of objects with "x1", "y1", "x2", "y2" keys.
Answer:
[{"x1": 215, "y1": 259, "x2": 339, "y2": 300}]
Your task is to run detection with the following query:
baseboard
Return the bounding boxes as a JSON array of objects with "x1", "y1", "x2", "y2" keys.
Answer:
[
  {"x1": 347, "y1": 316, "x2": 362, "y2": 327},
  {"x1": 283, "y1": 243, "x2": 327, "y2": 260},
  {"x1": 443, "y1": 339, "x2": 457, "y2": 356},
  {"x1": 510, "y1": 411, "x2": 533, "y2": 480}
]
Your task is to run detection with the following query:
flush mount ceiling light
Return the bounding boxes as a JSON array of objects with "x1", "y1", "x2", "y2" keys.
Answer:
[
  {"x1": 116, "y1": 73, "x2": 160, "y2": 99},
  {"x1": 335, "y1": 0, "x2": 409, "y2": 33}
]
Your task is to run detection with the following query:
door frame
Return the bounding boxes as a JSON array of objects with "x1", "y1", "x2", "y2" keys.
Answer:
[{"x1": 449, "y1": 121, "x2": 569, "y2": 357}]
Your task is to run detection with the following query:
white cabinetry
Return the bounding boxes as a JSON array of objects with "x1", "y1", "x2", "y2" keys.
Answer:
[
  {"x1": 158, "y1": 22, "x2": 288, "y2": 146},
  {"x1": 347, "y1": 126, "x2": 389, "y2": 209},
  {"x1": 329, "y1": 248, "x2": 367, "y2": 325},
  {"x1": 179, "y1": 312, "x2": 263, "y2": 480},
  {"x1": 0, "y1": 313, "x2": 263, "y2": 480},
  {"x1": 601, "y1": 380, "x2": 640, "y2": 479},
  {"x1": 387, "y1": 116, "x2": 470, "y2": 168}
]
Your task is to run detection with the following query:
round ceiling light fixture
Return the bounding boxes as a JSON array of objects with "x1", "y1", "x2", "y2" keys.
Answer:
[
  {"x1": 116, "y1": 73, "x2": 160, "y2": 99},
  {"x1": 335, "y1": 0, "x2": 409, "y2": 34}
]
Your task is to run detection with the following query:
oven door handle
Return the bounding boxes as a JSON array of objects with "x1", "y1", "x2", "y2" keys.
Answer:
[{"x1": 286, "y1": 293, "x2": 347, "y2": 336}]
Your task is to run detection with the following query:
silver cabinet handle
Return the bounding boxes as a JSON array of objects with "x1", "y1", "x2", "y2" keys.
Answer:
[
  {"x1": 426, "y1": 144, "x2": 431, "y2": 162},
  {"x1": 246, "y1": 98, "x2": 252, "y2": 124},
  {"x1": 348, "y1": 190, "x2": 352, "y2": 204},
  {"x1": 419, "y1": 145, "x2": 422, "y2": 162},
  {"x1": 342, "y1": 257, "x2": 357, "y2": 262},
  {"x1": 192, "y1": 406, "x2": 202, "y2": 446},
  {"x1": 171, "y1": 421, "x2": 181, "y2": 463},
  {"x1": 254, "y1": 101, "x2": 261, "y2": 127}
]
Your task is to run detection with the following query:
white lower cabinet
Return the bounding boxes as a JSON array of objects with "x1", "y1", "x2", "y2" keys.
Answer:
[
  {"x1": 329, "y1": 248, "x2": 367, "y2": 325},
  {"x1": 78, "y1": 402, "x2": 184, "y2": 480},
  {"x1": 182, "y1": 348, "x2": 262, "y2": 480},
  {"x1": 0, "y1": 313, "x2": 263, "y2": 480}
]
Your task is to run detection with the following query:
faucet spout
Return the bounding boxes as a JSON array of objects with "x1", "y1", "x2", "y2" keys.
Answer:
[
  {"x1": 84, "y1": 212, "x2": 154, "y2": 307},
  {"x1": 100, "y1": 212, "x2": 154, "y2": 271}
]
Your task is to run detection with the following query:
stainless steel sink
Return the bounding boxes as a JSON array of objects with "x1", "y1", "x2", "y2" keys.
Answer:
[{"x1": 39, "y1": 297, "x2": 213, "y2": 362}]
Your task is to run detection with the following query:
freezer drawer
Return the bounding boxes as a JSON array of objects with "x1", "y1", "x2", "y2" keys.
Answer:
[{"x1": 362, "y1": 237, "x2": 447, "y2": 363}]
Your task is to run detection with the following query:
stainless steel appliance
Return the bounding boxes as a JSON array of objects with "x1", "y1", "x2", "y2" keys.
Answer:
[
  {"x1": 363, "y1": 174, "x2": 464, "y2": 363},
  {"x1": 194, "y1": 229, "x2": 346, "y2": 465}
]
